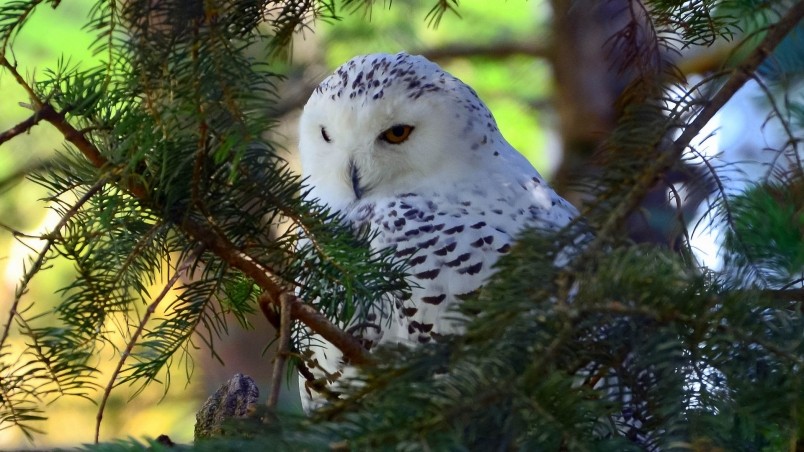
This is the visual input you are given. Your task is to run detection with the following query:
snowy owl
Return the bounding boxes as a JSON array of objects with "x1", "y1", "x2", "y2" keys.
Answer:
[{"x1": 298, "y1": 52, "x2": 578, "y2": 408}]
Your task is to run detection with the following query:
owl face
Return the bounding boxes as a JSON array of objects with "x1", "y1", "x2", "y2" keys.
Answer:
[{"x1": 299, "y1": 52, "x2": 504, "y2": 212}]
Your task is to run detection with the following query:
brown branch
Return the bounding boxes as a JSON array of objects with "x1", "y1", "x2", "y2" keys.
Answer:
[
  {"x1": 257, "y1": 292, "x2": 326, "y2": 387},
  {"x1": 0, "y1": 108, "x2": 44, "y2": 145},
  {"x1": 37, "y1": 104, "x2": 115, "y2": 179},
  {"x1": 0, "y1": 55, "x2": 123, "y2": 185},
  {"x1": 0, "y1": 51, "x2": 372, "y2": 368},
  {"x1": 267, "y1": 293, "x2": 293, "y2": 409},
  {"x1": 0, "y1": 178, "x2": 107, "y2": 352},
  {"x1": 292, "y1": 301, "x2": 371, "y2": 365},
  {"x1": 179, "y1": 200, "x2": 372, "y2": 365},
  {"x1": 258, "y1": 292, "x2": 371, "y2": 366},
  {"x1": 594, "y1": 1, "x2": 804, "y2": 243}
]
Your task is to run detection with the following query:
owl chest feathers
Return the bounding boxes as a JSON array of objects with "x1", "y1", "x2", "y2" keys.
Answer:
[{"x1": 342, "y1": 176, "x2": 575, "y2": 346}]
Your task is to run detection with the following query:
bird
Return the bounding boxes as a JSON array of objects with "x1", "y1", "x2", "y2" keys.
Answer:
[{"x1": 297, "y1": 51, "x2": 579, "y2": 410}]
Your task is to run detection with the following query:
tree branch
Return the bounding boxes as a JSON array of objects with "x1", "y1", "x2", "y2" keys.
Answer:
[
  {"x1": 418, "y1": 41, "x2": 551, "y2": 62},
  {"x1": 671, "y1": 2, "x2": 803, "y2": 158},
  {"x1": 594, "y1": 2, "x2": 804, "y2": 243},
  {"x1": 258, "y1": 292, "x2": 371, "y2": 365},
  {"x1": 0, "y1": 108, "x2": 44, "y2": 145},
  {"x1": 95, "y1": 248, "x2": 200, "y2": 444},
  {"x1": 0, "y1": 54, "x2": 373, "y2": 369}
]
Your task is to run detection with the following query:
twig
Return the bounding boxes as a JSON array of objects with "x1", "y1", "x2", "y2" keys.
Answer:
[
  {"x1": 258, "y1": 292, "x2": 371, "y2": 366},
  {"x1": 257, "y1": 292, "x2": 321, "y2": 387},
  {"x1": 0, "y1": 55, "x2": 109, "y2": 171},
  {"x1": 94, "y1": 246, "x2": 202, "y2": 443},
  {"x1": 267, "y1": 293, "x2": 293, "y2": 408},
  {"x1": 0, "y1": 109, "x2": 44, "y2": 145},
  {"x1": 37, "y1": 104, "x2": 114, "y2": 178}
]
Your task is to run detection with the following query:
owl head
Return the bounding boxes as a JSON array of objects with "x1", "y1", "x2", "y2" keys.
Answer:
[{"x1": 298, "y1": 52, "x2": 518, "y2": 212}]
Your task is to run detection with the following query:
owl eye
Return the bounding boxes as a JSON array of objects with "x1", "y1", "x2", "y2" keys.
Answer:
[
  {"x1": 380, "y1": 125, "x2": 414, "y2": 144},
  {"x1": 321, "y1": 127, "x2": 332, "y2": 143}
]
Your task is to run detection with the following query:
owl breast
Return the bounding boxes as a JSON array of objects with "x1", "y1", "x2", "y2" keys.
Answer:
[{"x1": 343, "y1": 174, "x2": 576, "y2": 347}]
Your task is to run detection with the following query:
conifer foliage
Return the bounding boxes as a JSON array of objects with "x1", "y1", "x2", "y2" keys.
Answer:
[{"x1": 0, "y1": 0, "x2": 801, "y2": 449}]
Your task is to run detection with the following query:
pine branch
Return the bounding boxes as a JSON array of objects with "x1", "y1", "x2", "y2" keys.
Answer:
[
  {"x1": 671, "y1": 3, "x2": 803, "y2": 159},
  {"x1": 594, "y1": 1, "x2": 804, "y2": 245},
  {"x1": 267, "y1": 293, "x2": 293, "y2": 409},
  {"x1": 0, "y1": 56, "x2": 108, "y2": 170},
  {"x1": 750, "y1": 75, "x2": 803, "y2": 181},
  {"x1": 0, "y1": 178, "x2": 107, "y2": 352},
  {"x1": 258, "y1": 292, "x2": 371, "y2": 365},
  {"x1": 0, "y1": 51, "x2": 373, "y2": 370},
  {"x1": 94, "y1": 247, "x2": 200, "y2": 444}
]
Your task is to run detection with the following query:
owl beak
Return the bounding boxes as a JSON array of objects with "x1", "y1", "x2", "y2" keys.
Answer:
[{"x1": 349, "y1": 159, "x2": 364, "y2": 199}]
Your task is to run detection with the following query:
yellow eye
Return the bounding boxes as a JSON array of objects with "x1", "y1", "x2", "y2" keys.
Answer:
[{"x1": 380, "y1": 125, "x2": 414, "y2": 144}]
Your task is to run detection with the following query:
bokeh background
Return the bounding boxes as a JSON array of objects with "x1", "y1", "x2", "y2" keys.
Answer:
[{"x1": 0, "y1": 0, "x2": 793, "y2": 447}]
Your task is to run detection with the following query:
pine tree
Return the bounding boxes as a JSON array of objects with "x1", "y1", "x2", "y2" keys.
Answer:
[{"x1": 0, "y1": 0, "x2": 801, "y2": 449}]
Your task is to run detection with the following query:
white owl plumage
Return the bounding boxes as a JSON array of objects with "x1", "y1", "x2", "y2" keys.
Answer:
[{"x1": 298, "y1": 52, "x2": 578, "y2": 409}]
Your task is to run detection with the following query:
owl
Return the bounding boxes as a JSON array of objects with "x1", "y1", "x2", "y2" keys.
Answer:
[{"x1": 297, "y1": 52, "x2": 578, "y2": 409}]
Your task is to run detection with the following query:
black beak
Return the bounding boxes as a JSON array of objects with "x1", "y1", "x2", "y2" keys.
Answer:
[{"x1": 349, "y1": 160, "x2": 363, "y2": 199}]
